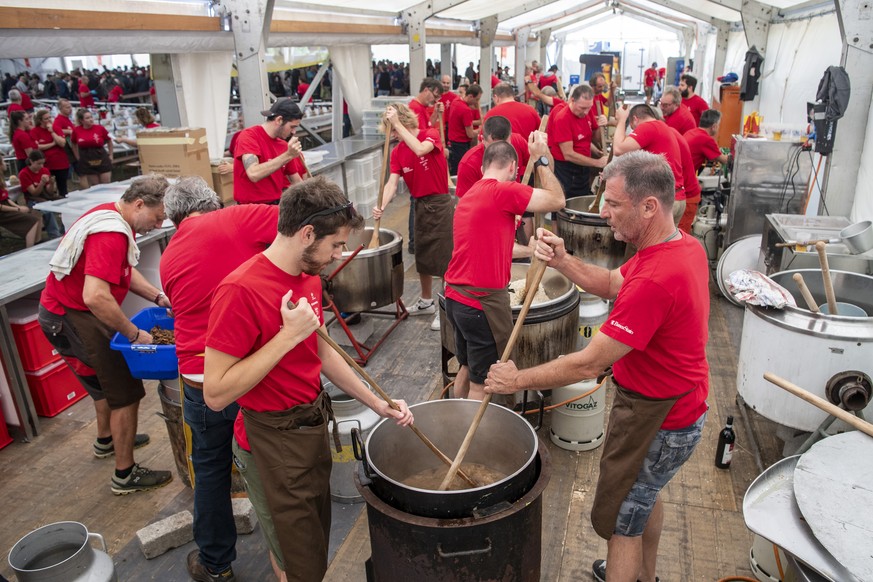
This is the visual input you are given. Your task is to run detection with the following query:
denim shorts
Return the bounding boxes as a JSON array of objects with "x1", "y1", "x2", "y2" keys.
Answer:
[{"x1": 614, "y1": 411, "x2": 706, "y2": 537}]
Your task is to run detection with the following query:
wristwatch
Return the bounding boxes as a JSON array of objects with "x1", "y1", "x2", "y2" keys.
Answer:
[{"x1": 533, "y1": 156, "x2": 549, "y2": 169}]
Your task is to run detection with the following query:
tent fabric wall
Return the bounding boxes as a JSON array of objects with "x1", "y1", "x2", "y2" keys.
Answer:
[
  {"x1": 175, "y1": 52, "x2": 233, "y2": 160},
  {"x1": 757, "y1": 13, "x2": 841, "y2": 130},
  {"x1": 330, "y1": 45, "x2": 375, "y2": 134},
  {"x1": 850, "y1": 90, "x2": 873, "y2": 223}
]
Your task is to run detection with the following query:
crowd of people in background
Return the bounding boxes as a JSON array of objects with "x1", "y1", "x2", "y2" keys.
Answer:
[
  {"x1": 372, "y1": 58, "x2": 515, "y2": 97},
  {"x1": 2, "y1": 65, "x2": 156, "y2": 109}
]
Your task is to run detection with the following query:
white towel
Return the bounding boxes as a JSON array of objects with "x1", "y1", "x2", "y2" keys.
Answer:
[{"x1": 49, "y1": 209, "x2": 139, "y2": 280}]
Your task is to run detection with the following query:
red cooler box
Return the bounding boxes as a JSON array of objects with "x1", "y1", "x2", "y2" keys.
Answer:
[
  {"x1": 24, "y1": 360, "x2": 88, "y2": 417},
  {"x1": 8, "y1": 301, "x2": 61, "y2": 372}
]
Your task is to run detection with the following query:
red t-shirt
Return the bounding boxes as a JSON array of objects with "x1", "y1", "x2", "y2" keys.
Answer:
[
  {"x1": 233, "y1": 125, "x2": 293, "y2": 204},
  {"x1": 18, "y1": 166, "x2": 50, "y2": 198},
  {"x1": 548, "y1": 101, "x2": 598, "y2": 161},
  {"x1": 296, "y1": 82, "x2": 310, "y2": 98},
  {"x1": 644, "y1": 68, "x2": 657, "y2": 88},
  {"x1": 628, "y1": 120, "x2": 684, "y2": 194},
  {"x1": 205, "y1": 253, "x2": 324, "y2": 451},
  {"x1": 7, "y1": 103, "x2": 24, "y2": 117},
  {"x1": 684, "y1": 128, "x2": 722, "y2": 171},
  {"x1": 160, "y1": 205, "x2": 278, "y2": 376},
  {"x1": 227, "y1": 131, "x2": 240, "y2": 157},
  {"x1": 439, "y1": 91, "x2": 459, "y2": 118},
  {"x1": 145, "y1": 122, "x2": 160, "y2": 129},
  {"x1": 41, "y1": 203, "x2": 134, "y2": 316},
  {"x1": 538, "y1": 74, "x2": 558, "y2": 90},
  {"x1": 491, "y1": 74, "x2": 500, "y2": 89},
  {"x1": 601, "y1": 234, "x2": 709, "y2": 429},
  {"x1": 593, "y1": 93, "x2": 609, "y2": 116},
  {"x1": 283, "y1": 156, "x2": 307, "y2": 185},
  {"x1": 78, "y1": 82, "x2": 95, "y2": 108},
  {"x1": 20, "y1": 94, "x2": 33, "y2": 110},
  {"x1": 31, "y1": 126, "x2": 69, "y2": 170},
  {"x1": 664, "y1": 104, "x2": 696, "y2": 135},
  {"x1": 408, "y1": 98, "x2": 432, "y2": 130},
  {"x1": 11, "y1": 128, "x2": 36, "y2": 161},
  {"x1": 72, "y1": 124, "x2": 109, "y2": 149},
  {"x1": 484, "y1": 101, "x2": 540, "y2": 140},
  {"x1": 108, "y1": 85, "x2": 124, "y2": 103},
  {"x1": 672, "y1": 128, "x2": 699, "y2": 201},
  {"x1": 445, "y1": 179, "x2": 533, "y2": 310},
  {"x1": 52, "y1": 114, "x2": 74, "y2": 141},
  {"x1": 447, "y1": 101, "x2": 475, "y2": 143},
  {"x1": 456, "y1": 133, "x2": 529, "y2": 197},
  {"x1": 682, "y1": 94, "x2": 709, "y2": 126},
  {"x1": 389, "y1": 129, "x2": 448, "y2": 198}
]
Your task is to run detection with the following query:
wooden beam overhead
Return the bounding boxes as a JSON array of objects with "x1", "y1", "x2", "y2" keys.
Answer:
[{"x1": 0, "y1": 7, "x2": 218, "y2": 31}]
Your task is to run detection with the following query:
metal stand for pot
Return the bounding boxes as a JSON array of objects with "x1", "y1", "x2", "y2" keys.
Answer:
[{"x1": 321, "y1": 248, "x2": 408, "y2": 366}]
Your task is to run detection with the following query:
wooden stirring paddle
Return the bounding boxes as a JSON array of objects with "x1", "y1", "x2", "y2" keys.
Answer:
[{"x1": 367, "y1": 126, "x2": 392, "y2": 250}]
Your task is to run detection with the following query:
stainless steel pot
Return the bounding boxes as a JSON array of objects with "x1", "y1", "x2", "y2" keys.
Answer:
[
  {"x1": 555, "y1": 195, "x2": 627, "y2": 269},
  {"x1": 439, "y1": 264, "x2": 580, "y2": 370},
  {"x1": 322, "y1": 227, "x2": 403, "y2": 313},
  {"x1": 8, "y1": 522, "x2": 117, "y2": 582},
  {"x1": 355, "y1": 400, "x2": 539, "y2": 519}
]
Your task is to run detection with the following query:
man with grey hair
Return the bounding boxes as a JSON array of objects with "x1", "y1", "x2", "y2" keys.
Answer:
[
  {"x1": 6, "y1": 88, "x2": 24, "y2": 117},
  {"x1": 39, "y1": 175, "x2": 173, "y2": 494},
  {"x1": 160, "y1": 176, "x2": 280, "y2": 582},
  {"x1": 659, "y1": 85, "x2": 696, "y2": 135},
  {"x1": 486, "y1": 151, "x2": 710, "y2": 582}
]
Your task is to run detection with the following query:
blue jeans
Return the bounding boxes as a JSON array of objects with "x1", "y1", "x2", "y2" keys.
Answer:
[{"x1": 183, "y1": 383, "x2": 240, "y2": 572}]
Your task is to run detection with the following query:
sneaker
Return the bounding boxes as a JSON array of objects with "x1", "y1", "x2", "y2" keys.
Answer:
[
  {"x1": 94, "y1": 433, "x2": 151, "y2": 458},
  {"x1": 187, "y1": 550, "x2": 236, "y2": 582},
  {"x1": 407, "y1": 298, "x2": 435, "y2": 316},
  {"x1": 110, "y1": 464, "x2": 173, "y2": 495},
  {"x1": 430, "y1": 313, "x2": 441, "y2": 331},
  {"x1": 593, "y1": 559, "x2": 607, "y2": 582}
]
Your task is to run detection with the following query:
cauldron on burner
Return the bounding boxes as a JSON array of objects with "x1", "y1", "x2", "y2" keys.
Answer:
[{"x1": 322, "y1": 227, "x2": 403, "y2": 313}]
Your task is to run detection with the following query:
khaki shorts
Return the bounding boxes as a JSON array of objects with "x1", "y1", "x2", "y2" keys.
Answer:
[{"x1": 232, "y1": 439, "x2": 285, "y2": 571}]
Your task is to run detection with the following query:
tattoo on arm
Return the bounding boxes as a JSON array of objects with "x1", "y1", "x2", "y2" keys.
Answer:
[{"x1": 242, "y1": 154, "x2": 258, "y2": 170}]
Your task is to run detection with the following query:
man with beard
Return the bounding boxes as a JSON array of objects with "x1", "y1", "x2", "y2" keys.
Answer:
[
  {"x1": 204, "y1": 177, "x2": 414, "y2": 582},
  {"x1": 679, "y1": 74, "x2": 709, "y2": 126},
  {"x1": 233, "y1": 99, "x2": 306, "y2": 205}
]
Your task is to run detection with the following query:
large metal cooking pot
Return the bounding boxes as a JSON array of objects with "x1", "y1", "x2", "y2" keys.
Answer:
[
  {"x1": 439, "y1": 264, "x2": 579, "y2": 370},
  {"x1": 737, "y1": 269, "x2": 873, "y2": 431},
  {"x1": 355, "y1": 400, "x2": 539, "y2": 519},
  {"x1": 555, "y1": 195, "x2": 627, "y2": 269},
  {"x1": 322, "y1": 227, "x2": 403, "y2": 313}
]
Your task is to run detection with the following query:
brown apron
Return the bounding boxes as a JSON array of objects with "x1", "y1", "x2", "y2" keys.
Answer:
[
  {"x1": 590, "y1": 380, "x2": 690, "y2": 540},
  {"x1": 446, "y1": 283, "x2": 513, "y2": 359},
  {"x1": 242, "y1": 390, "x2": 340, "y2": 582},
  {"x1": 413, "y1": 193, "x2": 454, "y2": 277}
]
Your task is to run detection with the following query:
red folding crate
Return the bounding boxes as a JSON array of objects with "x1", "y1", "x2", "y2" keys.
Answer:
[
  {"x1": 8, "y1": 301, "x2": 61, "y2": 372},
  {"x1": 24, "y1": 359, "x2": 88, "y2": 417}
]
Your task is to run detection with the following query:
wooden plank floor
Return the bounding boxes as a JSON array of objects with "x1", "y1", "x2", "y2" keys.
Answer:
[{"x1": 0, "y1": 191, "x2": 787, "y2": 581}]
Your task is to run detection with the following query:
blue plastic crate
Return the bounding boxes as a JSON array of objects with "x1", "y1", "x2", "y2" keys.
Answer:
[{"x1": 110, "y1": 307, "x2": 178, "y2": 380}]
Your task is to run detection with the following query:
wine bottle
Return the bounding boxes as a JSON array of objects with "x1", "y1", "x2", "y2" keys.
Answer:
[{"x1": 715, "y1": 415, "x2": 736, "y2": 469}]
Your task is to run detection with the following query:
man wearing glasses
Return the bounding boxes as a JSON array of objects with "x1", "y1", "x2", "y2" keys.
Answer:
[
  {"x1": 409, "y1": 77, "x2": 444, "y2": 131},
  {"x1": 659, "y1": 86, "x2": 696, "y2": 135},
  {"x1": 233, "y1": 98, "x2": 307, "y2": 205},
  {"x1": 204, "y1": 177, "x2": 414, "y2": 582}
]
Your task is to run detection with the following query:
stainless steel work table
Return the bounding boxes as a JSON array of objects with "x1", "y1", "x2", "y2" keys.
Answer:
[{"x1": 0, "y1": 227, "x2": 175, "y2": 441}]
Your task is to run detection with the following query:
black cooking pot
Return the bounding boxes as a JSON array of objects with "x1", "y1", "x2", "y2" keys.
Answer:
[{"x1": 352, "y1": 400, "x2": 539, "y2": 519}]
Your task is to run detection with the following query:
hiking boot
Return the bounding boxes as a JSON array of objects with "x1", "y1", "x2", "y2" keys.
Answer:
[
  {"x1": 407, "y1": 298, "x2": 435, "y2": 316},
  {"x1": 110, "y1": 464, "x2": 173, "y2": 495},
  {"x1": 94, "y1": 433, "x2": 150, "y2": 458},
  {"x1": 430, "y1": 313, "x2": 441, "y2": 331},
  {"x1": 187, "y1": 550, "x2": 236, "y2": 582}
]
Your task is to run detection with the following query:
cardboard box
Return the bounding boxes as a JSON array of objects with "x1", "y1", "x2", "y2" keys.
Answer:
[
  {"x1": 210, "y1": 158, "x2": 235, "y2": 205},
  {"x1": 137, "y1": 127, "x2": 213, "y2": 188}
]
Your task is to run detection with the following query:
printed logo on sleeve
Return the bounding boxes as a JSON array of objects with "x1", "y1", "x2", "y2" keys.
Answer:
[{"x1": 609, "y1": 319, "x2": 634, "y2": 335}]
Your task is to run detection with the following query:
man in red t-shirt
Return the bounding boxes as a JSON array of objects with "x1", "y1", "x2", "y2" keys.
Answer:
[
  {"x1": 409, "y1": 77, "x2": 443, "y2": 131},
  {"x1": 233, "y1": 98, "x2": 305, "y2": 205},
  {"x1": 486, "y1": 151, "x2": 708, "y2": 582},
  {"x1": 203, "y1": 177, "x2": 413, "y2": 582},
  {"x1": 672, "y1": 128, "x2": 701, "y2": 234},
  {"x1": 6, "y1": 89, "x2": 25, "y2": 117},
  {"x1": 77, "y1": 77, "x2": 95, "y2": 108},
  {"x1": 679, "y1": 74, "x2": 709, "y2": 126},
  {"x1": 643, "y1": 63, "x2": 658, "y2": 105},
  {"x1": 107, "y1": 83, "x2": 124, "y2": 103},
  {"x1": 685, "y1": 109, "x2": 728, "y2": 171},
  {"x1": 38, "y1": 176, "x2": 173, "y2": 495},
  {"x1": 614, "y1": 103, "x2": 686, "y2": 223},
  {"x1": 483, "y1": 83, "x2": 540, "y2": 140},
  {"x1": 439, "y1": 74, "x2": 460, "y2": 140},
  {"x1": 659, "y1": 86, "x2": 696, "y2": 135},
  {"x1": 538, "y1": 65, "x2": 560, "y2": 91},
  {"x1": 160, "y1": 178, "x2": 278, "y2": 582},
  {"x1": 547, "y1": 85, "x2": 608, "y2": 199},
  {"x1": 446, "y1": 137, "x2": 564, "y2": 400},
  {"x1": 447, "y1": 84, "x2": 482, "y2": 175},
  {"x1": 456, "y1": 115, "x2": 529, "y2": 197},
  {"x1": 374, "y1": 103, "x2": 453, "y2": 331}
]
